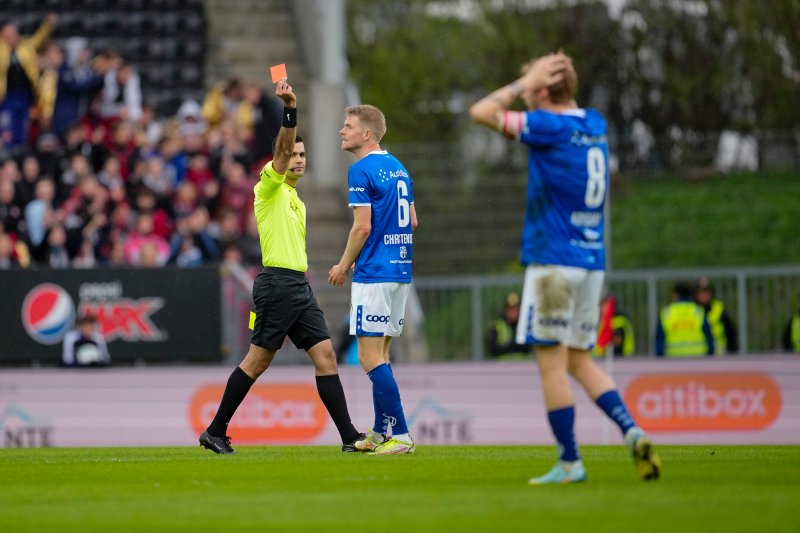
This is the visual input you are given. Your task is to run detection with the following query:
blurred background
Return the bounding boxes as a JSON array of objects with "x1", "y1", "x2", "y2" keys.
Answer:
[{"x1": 1, "y1": 0, "x2": 799, "y2": 368}]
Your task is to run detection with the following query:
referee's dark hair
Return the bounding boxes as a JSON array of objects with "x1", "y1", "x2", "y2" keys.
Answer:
[{"x1": 271, "y1": 135, "x2": 303, "y2": 155}]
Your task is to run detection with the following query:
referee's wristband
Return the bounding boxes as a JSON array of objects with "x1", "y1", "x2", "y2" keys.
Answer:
[{"x1": 282, "y1": 107, "x2": 297, "y2": 128}]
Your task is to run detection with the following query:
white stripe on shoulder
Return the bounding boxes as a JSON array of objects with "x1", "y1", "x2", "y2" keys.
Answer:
[{"x1": 560, "y1": 109, "x2": 587, "y2": 118}]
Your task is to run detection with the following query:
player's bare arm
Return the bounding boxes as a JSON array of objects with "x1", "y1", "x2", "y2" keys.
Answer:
[
  {"x1": 271, "y1": 77, "x2": 297, "y2": 176},
  {"x1": 468, "y1": 77, "x2": 525, "y2": 131},
  {"x1": 410, "y1": 204, "x2": 419, "y2": 231},
  {"x1": 328, "y1": 206, "x2": 371, "y2": 288},
  {"x1": 469, "y1": 52, "x2": 571, "y2": 132}
]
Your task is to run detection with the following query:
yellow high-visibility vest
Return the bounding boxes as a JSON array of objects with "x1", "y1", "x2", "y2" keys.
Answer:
[{"x1": 661, "y1": 302, "x2": 708, "y2": 357}]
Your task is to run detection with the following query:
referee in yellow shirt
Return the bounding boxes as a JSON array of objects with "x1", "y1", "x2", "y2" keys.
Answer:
[{"x1": 200, "y1": 77, "x2": 362, "y2": 454}]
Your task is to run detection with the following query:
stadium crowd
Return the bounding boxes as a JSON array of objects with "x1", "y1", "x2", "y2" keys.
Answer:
[{"x1": 0, "y1": 13, "x2": 282, "y2": 270}]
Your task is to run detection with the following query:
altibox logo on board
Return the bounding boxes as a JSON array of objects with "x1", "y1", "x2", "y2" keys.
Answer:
[
  {"x1": 624, "y1": 372, "x2": 782, "y2": 431},
  {"x1": 189, "y1": 384, "x2": 328, "y2": 443}
]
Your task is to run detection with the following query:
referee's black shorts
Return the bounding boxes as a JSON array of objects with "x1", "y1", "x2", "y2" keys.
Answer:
[{"x1": 251, "y1": 267, "x2": 331, "y2": 351}]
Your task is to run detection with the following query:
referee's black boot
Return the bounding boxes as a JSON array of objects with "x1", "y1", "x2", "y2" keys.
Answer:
[
  {"x1": 341, "y1": 433, "x2": 367, "y2": 452},
  {"x1": 200, "y1": 430, "x2": 235, "y2": 454}
]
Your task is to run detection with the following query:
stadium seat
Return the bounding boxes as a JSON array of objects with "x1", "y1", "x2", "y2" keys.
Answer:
[{"x1": 180, "y1": 39, "x2": 205, "y2": 61}]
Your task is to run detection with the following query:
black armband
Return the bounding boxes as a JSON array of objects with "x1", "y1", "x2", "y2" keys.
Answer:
[{"x1": 282, "y1": 107, "x2": 297, "y2": 128}]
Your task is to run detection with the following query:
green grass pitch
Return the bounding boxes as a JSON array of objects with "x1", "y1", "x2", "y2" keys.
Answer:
[{"x1": 3, "y1": 445, "x2": 798, "y2": 532}]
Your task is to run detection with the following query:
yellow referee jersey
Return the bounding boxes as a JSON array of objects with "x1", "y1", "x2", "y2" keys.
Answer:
[{"x1": 253, "y1": 161, "x2": 307, "y2": 272}]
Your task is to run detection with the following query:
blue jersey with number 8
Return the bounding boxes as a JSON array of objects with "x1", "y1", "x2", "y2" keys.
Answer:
[
  {"x1": 347, "y1": 150, "x2": 414, "y2": 283},
  {"x1": 515, "y1": 108, "x2": 608, "y2": 270}
]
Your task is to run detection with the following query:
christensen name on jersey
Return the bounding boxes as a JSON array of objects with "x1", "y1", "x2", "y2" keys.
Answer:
[{"x1": 384, "y1": 233, "x2": 413, "y2": 245}]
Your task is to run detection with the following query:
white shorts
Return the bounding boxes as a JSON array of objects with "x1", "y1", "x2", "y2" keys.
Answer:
[
  {"x1": 350, "y1": 282, "x2": 410, "y2": 337},
  {"x1": 516, "y1": 265, "x2": 605, "y2": 350}
]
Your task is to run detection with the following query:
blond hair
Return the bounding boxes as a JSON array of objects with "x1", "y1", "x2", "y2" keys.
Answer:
[
  {"x1": 345, "y1": 104, "x2": 387, "y2": 143},
  {"x1": 521, "y1": 54, "x2": 579, "y2": 104}
]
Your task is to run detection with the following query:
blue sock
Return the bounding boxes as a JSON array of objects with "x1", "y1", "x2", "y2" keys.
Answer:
[
  {"x1": 367, "y1": 363, "x2": 409, "y2": 435},
  {"x1": 372, "y1": 383, "x2": 386, "y2": 433},
  {"x1": 595, "y1": 390, "x2": 636, "y2": 436},
  {"x1": 548, "y1": 406, "x2": 579, "y2": 462}
]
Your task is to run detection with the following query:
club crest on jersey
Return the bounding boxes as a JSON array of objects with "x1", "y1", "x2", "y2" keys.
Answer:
[
  {"x1": 21, "y1": 284, "x2": 76, "y2": 345},
  {"x1": 399, "y1": 246, "x2": 408, "y2": 259}
]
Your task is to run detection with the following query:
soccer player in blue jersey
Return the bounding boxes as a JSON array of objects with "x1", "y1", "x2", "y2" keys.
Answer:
[
  {"x1": 470, "y1": 52, "x2": 661, "y2": 483},
  {"x1": 328, "y1": 104, "x2": 418, "y2": 455}
]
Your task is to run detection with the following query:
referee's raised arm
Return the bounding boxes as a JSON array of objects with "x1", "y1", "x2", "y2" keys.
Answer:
[{"x1": 271, "y1": 77, "x2": 297, "y2": 175}]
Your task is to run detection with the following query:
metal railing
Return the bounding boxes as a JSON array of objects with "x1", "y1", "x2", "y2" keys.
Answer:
[{"x1": 413, "y1": 266, "x2": 800, "y2": 361}]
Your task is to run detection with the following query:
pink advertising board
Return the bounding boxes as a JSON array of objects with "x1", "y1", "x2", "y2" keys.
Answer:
[{"x1": 1, "y1": 356, "x2": 798, "y2": 448}]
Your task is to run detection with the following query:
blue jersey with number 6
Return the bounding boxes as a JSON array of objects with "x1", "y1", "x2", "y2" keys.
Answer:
[
  {"x1": 347, "y1": 150, "x2": 414, "y2": 283},
  {"x1": 517, "y1": 108, "x2": 608, "y2": 270}
]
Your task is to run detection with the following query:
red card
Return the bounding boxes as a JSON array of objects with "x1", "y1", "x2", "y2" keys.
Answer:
[{"x1": 270, "y1": 63, "x2": 287, "y2": 83}]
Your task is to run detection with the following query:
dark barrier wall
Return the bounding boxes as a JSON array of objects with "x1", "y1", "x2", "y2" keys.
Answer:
[{"x1": 0, "y1": 268, "x2": 221, "y2": 365}]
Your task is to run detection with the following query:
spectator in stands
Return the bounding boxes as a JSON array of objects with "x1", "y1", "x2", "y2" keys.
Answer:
[
  {"x1": 60, "y1": 174, "x2": 110, "y2": 253},
  {"x1": 100, "y1": 54, "x2": 142, "y2": 123},
  {"x1": 655, "y1": 282, "x2": 714, "y2": 357},
  {"x1": 236, "y1": 212, "x2": 261, "y2": 266},
  {"x1": 0, "y1": 13, "x2": 57, "y2": 150},
  {"x1": 218, "y1": 160, "x2": 253, "y2": 229},
  {"x1": 45, "y1": 223, "x2": 70, "y2": 268},
  {"x1": 107, "y1": 120, "x2": 138, "y2": 180},
  {"x1": 138, "y1": 240, "x2": 161, "y2": 267},
  {"x1": 102, "y1": 233, "x2": 127, "y2": 266},
  {"x1": 33, "y1": 130, "x2": 63, "y2": 178},
  {"x1": 0, "y1": 229, "x2": 20, "y2": 268},
  {"x1": 0, "y1": 157, "x2": 21, "y2": 184},
  {"x1": 157, "y1": 134, "x2": 187, "y2": 186},
  {"x1": 173, "y1": 180, "x2": 199, "y2": 221},
  {"x1": 140, "y1": 156, "x2": 174, "y2": 201},
  {"x1": 137, "y1": 103, "x2": 163, "y2": 148},
  {"x1": 62, "y1": 312, "x2": 110, "y2": 367},
  {"x1": 201, "y1": 77, "x2": 243, "y2": 129},
  {"x1": 185, "y1": 153, "x2": 218, "y2": 210},
  {"x1": 486, "y1": 292, "x2": 531, "y2": 360},
  {"x1": 96, "y1": 155, "x2": 125, "y2": 204},
  {"x1": 694, "y1": 277, "x2": 738, "y2": 354},
  {"x1": 72, "y1": 236, "x2": 96, "y2": 269},
  {"x1": 24, "y1": 177, "x2": 58, "y2": 252},
  {"x1": 37, "y1": 41, "x2": 107, "y2": 140},
  {"x1": 0, "y1": 177, "x2": 22, "y2": 235},
  {"x1": 783, "y1": 305, "x2": 800, "y2": 353},
  {"x1": 132, "y1": 187, "x2": 171, "y2": 239},
  {"x1": 124, "y1": 211, "x2": 169, "y2": 266},
  {"x1": 241, "y1": 81, "x2": 283, "y2": 167},
  {"x1": 59, "y1": 152, "x2": 94, "y2": 199},
  {"x1": 63, "y1": 122, "x2": 107, "y2": 174},
  {"x1": 170, "y1": 205, "x2": 218, "y2": 263},
  {"x1": 210, "y1": 119, "x2": 252, "y2": 176},
  {"x1": 170, "y1": 233, "x2": 204, "y2": 267},
  {"x1": 211, "y1": 207, "x2": 242, "y2": 250},
  {"x1": 15, "y1": 155, "x2": 41, "y2": 208},
  {"x1": 176, "y1": 99, "x2": 207, "y2": 138}
]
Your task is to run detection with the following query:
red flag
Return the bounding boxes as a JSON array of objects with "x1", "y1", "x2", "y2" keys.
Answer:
[{"x1": 596, "y1": 295, "x2": 617, "y2": 349}]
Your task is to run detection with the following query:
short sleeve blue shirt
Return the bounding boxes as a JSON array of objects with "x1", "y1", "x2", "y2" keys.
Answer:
[
  {"x1": 348, "y1": 150, "x2": 414, "y2": 283},
  {"x1": 517, "y1": 108, "x2": 609, "y2": 270}
]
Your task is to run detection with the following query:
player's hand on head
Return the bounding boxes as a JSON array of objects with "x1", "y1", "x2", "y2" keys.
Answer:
[
  {"x1": 523, "y1": 53, "x2": 572, "y2": 92},
  {"x1": 275, "y1": 78, "x2": 296, "y2": 108}
]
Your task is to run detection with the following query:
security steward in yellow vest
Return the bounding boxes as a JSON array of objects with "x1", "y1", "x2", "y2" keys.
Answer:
[
  {"x1": 655, "y1": 282, "x2": 714, "y2": 357},
  {"x1": 486, "y1": 292, "x2": 531, "y2": 360},
  {"x1": 783, "y1": 306, "x2": 800, "y2": 353},
  {"x1": 694, "y1": 277, "x2": 738, "y2": 354}
]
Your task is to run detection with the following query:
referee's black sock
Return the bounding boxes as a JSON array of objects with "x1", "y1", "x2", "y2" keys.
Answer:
[
  {"x1": 207, "y1": 366, "x2": 255, "y2": 437},
  {"x1": 316, "y1": 374, "x2": 360, "y2": 444}
]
